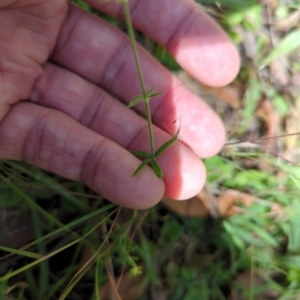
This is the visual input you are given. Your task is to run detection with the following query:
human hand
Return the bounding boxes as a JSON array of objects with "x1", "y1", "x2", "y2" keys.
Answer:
[{"x1": 0, "y1": 0, "x2": 239, "y2": 209}]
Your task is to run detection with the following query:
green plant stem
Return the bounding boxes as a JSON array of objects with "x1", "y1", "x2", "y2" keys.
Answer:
[{"x1": 122, "y1": 0, "x2": 155, "y2": 159}]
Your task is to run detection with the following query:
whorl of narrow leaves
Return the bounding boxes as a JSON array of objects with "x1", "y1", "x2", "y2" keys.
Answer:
[
  {"x1": 128, "y1": 87, "x2": 162, "y2": 108},
  {"x1": 131, "y1": 130, "x2": 179, "y2": 178},
  {"x1": 132, "y1": 159, "x2": 151, "y2": 177}
]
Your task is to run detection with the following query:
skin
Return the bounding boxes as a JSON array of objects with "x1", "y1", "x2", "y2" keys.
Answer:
[{"x1": 0, "y1": 0, "x2": 240, "y2": 209}]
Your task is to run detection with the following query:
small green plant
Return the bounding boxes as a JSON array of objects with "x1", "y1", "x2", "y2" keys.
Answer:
[
  {"x1": 3, "y1": 1, "x2": 300, "y2": 299},
  {"x1": 119, "y1": 0, "x2": 178, "y2": 179}
]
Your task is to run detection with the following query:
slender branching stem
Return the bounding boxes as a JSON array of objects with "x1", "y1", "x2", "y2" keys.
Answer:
[
  {"x1": 122, "y1": 0, "x2": 155, "y2": 159},
  {"x1": 119, "y1": 0, "x2": 177, "y2": 178},
  {"x1": 122, "y1": 0, "x2": 145, "y2": 95}
]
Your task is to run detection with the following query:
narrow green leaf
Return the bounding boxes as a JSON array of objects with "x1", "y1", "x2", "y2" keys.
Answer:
[
  {"x1": 5, "y1": 161, "x2": 89, "y2": 211},
  {"x1": 0, "y1": 239, "x2": 81, "y2": 283},
  {"x1": 154, "y1": 134, "x2": 178, "y2": 158},
  {"x1": 199, "y1": 0, "x2": 255, "y2": 9},
  {"x1": 223, "y1": 221, "x2": 246, "y2": 250},
  {"x1": 151, "y1": 160, "x2": 163, "y2": 179},
  {"x1": 131, "y1": 95, "x2": 143, "y2": 101},
  {"x1": 0, "y1": 210, "x2": 116, "y2": 283},
  {"x1": 144, "y1": 86, "x2": 162, "y2": 99},
  {"x1": 132, "y1": 151, "x2": 152, "y2": 159},
  {"x1": 60, "y1": 267, "x2": 88, "y2": 300},
  {"x1": 31, "y1": 209, "x2": 49, "y2": 299},
  {"x1": 148, "y1": 92, "x2": 163, "y2": 99},
  {"x1": 132, "y1": 159, "x2": 151, "y2": 177},
  {"x1": 94, "y1": 259, "x2": 101, "y2": 300},
  {"x1": 25, "y1": 203, "x2": 115, "y2": 249},
  {"x1": 146, "y1": 86, "x2": 155, "y2": 95},
  {"x1": 261, "y1": 30, "x2": 300, "y2": 66},
  {"x1": 0, "y1": 246, "x2": 41, "y2": 259},
  {"x1": 128, "y1": 95, "x2": 144, "y2": 108},
  {"x1": 287, "y1": 200, "x2": 300, "y2": 252},
  {"x1": 246, "y1": 222, "x2": 279, "y2": 247}
]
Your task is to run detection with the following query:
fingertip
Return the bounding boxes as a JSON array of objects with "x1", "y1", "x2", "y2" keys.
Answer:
[
  {"x1": 126, "y1": 165, "x2": 166, "y2": 209},
  {"x1": 175, "y1": 41, "x2": 240, "y2": 88},
  {"x1": 155, "y1": 85, "x2": 226, "y2": 159},
  {"x1": 191, "y1": 112, "x2": 226, "y2": 158},
  {"x1": 169, "y1": 8, "x2": 240, "y2": 87},
  {"x1": 165, "y1": 157, "x2": 206, "y2": 201},
  {"x1": 86, "y1": 151, "x2": 166, "y2": 210},
  {"x1": 159, "y1": 142, "x2": 207, "y2": 200}
]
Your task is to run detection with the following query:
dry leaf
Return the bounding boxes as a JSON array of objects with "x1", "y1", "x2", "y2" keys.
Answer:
[
  {"x1": 200, "y1": 82, "x2": 243, "y2": 109},
  {"x1": 100, "y1": 272, "x2": 145, "y2": 300},
  {"x1": 217, "y1": 190, "x2": 254, "y2": 216},
  {"x1": 270, "y1": 56, "x2": 289, "y2": 86},
  {"x1": 275, "y1": 9, "x2": 300, "y2": 31},
  {"x1": 242, "y1": 31, "x2": 257, "y2": 60},
  {"x1": 289, "y1": 71, "x2": 300, "y2": 95},
  {"x1": 162, "y1": 191, "x2": 210, "y2": 218},
  {"x1": 260, "y1": 0, "x2": 277, "y2": 7},
  {"x1": 283, "y1": 100, "x2": 300, "y2": 161},
  {"x1": 256, "y1": 98, "x2": 280, "y2": 141},
  {"x1": 177, "y1": 71, "x2": 243, "y2": 109},
  {"x1": 162, "y1": 189, "x2": 255, "y2": 218},
  {"x1": 230, "y1": 270, "x2": 279, "y2": 300}
]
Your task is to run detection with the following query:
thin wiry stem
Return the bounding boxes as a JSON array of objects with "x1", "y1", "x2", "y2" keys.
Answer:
[{"x1": 122, "y1": 0, "x2": 155, "y2": 159}]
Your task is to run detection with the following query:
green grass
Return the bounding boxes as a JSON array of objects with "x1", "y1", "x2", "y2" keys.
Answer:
[{"x1": 2, "y1": 0, "x2": 300, "y2": 299}]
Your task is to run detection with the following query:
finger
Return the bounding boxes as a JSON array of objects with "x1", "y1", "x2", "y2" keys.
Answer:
[
  {"x1": 0, "y1": 102, "x2": 165, "y2": 209},
  {"x1": 30, "y1": 62, "x2": 206, "y2": 200},
  {"x1": 51, "y1": 4, "x2": 225, "y2": 158},
  {"x1": 0, "y1": 1, "x2": 53, "y2": 9},
  {"x1": 0, "y1": 0, "x2": 67, "y2": 121},
  {"x1": 87, "y1": 0, "x2": 240, "y2": 86}
]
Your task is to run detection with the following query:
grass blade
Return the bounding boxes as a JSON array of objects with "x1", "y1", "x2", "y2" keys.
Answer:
[
  {"x1": 95, "y1": 259, "x2": 101, "y2": 300},
  {"x1": 31, "y1": 209, "x2": 49, "y2": 299},
  {"x1": 0, "y1": 246, "x2": 41, "y2": 259},
  {"x1": 5, "y1": 161, "x2": 89, "y2": 211},
  {"x1": 261, "y1": 30, "x2": 300, "y2": 66},
  {"x1": 0, "y1": 210, "x2": 116, "y2": 283},
  {"x1": 24, "y1": 203, "x2": 115, "y2": 250}
]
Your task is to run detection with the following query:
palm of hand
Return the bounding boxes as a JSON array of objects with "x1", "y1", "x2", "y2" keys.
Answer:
[
  {"x1": 0, "y1": 0, "x2": 239, "y2": 208},
  {"x1": 0, "y1": 0, "x2": 68, "y2": 119}
]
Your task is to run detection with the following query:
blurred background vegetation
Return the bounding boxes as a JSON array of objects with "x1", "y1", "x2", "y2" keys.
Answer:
[{"x1": 1, "y1": 0, "x2": 300, "y2": 299}]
